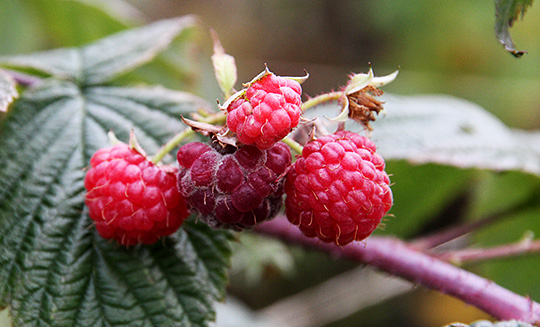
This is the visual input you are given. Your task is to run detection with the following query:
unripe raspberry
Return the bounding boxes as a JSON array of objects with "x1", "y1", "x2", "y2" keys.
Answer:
[
  {"x1": 225, "y1": 72, "x2": 302, "y2": 149},
  {"x1": 285, "y1": 131, "x2": 392, "y2": 245},
  {"x1": 177, "y1": 141, "x2": 291, "y2": 230},
  {"x1": 84, "y1": 144, "x2": 189, "y2": 246}
]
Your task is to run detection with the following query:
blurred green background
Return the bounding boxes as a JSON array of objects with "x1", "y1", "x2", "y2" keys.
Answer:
[{"x1": 1, "y1": 0, "x2": 539, "y2": 326}]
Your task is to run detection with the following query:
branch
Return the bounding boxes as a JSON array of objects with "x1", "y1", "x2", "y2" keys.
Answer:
[
  {"x1": 410, "y1": 215, "x2": 501, "y2": 250},
  {"x1": 255, "y1": 217, "x2": 540, "y2": 325},
  {"x1": 437, "y1": 238, "x2": 540, "y2": 264},
  {"x1": 411, "y1": 189, "x2": 540, "y2": 250}
]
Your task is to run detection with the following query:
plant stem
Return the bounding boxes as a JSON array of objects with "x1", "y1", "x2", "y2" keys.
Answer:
[
  {"x1": 282, "y1": 137, "x2": 303, "y2": 155},
  {"x1": 410, "y1": 215, "x2": 501, "y2": 250},
  {"x1": 301, "y1": 91, "x2": 343, "y2": 112},
  {"x1": 151, "y1": 113, "x2": 226, "y2": 164},
  {"x1": 437, "y1": 238, "x2": 540, "y2": 264},
  {"x1": 151, "y1": 128, "x2": 194, "y2": 164},
  {"x1": 411, "y1": 189, "x2": 540, "y2": 250},
  {"x1": 255, "y1": 217, "x2": 540, "y2": 324}
]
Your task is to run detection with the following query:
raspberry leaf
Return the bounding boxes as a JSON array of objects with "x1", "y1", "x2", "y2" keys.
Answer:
[
  {"x1": 0, "y1": 20, "x2": 233, "y2": 327},
  {"x1": 370, "y1": 95, "x2": 540, "y2": 176},
  {"x1": 0, "y1": 16, "x2": 195, "y2": 85},
  {"x1": 0, "y1": 70, "x2": 17, "y2": 112},
  {"x1": 306, "y1": 95, "x2": 540, "y2": 177},
  {"x1": 494, "y1": 0, "x2": 534, "y2": 57}
]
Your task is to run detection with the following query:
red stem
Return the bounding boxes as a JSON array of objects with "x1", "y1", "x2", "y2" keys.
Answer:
[
  {"x1": 437, "y1": 239, "x2": 540, "y2": 264},
  {"x1": 410, "y1": 215, "x2": 501, "y2": 250},
  {"x1": 255, "y1": 217, "x2": 540, "y2": 324}
]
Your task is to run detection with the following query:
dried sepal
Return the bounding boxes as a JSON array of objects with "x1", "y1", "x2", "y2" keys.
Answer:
[
  {"x1": 182, "y1": 116, "x2": 239, "y2": 148},
  {"x1": 332, "y1": 68, "x2": 398, "y2": 131},
  {"x1": 181, "y1": 116, "x2": 222, "y2": 135},
  {"x1": 215, "y1": 128, "x2": 239, "y2": 147}
]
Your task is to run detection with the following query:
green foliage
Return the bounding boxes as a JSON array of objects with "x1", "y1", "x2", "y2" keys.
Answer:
[
  {"x1": 495, "y1": 0, "x2": 535, "y2": 57},
  {"x1": 0, "y1": 18, "x2": 232, "y2": 327},
  {"x1": 377, "y1": 162, "x2": 472, "y2": 237},
  {"x1": 473, "y1": 200, "x2": 540, "y2": 300},
  {"x1": 0, "y1": 0, "x2": 139, "y2": 55},
  {"x1": 368, "y1": 95, "x2": 540, "y2": 176},
  {"x1": 304, "y1": 95, "x2": 540, "y2": 178}
]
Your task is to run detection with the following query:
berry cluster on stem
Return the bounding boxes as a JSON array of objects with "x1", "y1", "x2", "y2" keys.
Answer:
[{"x1": 78, "y1": 31, "x2": 540, "y2": 324}]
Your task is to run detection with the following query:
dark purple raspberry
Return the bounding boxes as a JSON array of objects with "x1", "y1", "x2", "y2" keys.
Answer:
[
  {"x1": 177, "y1": 141, "x2": 291, "y2": 230},
  {"x1": 285, "y1": 131, "x2": 392, "y2": 245}
]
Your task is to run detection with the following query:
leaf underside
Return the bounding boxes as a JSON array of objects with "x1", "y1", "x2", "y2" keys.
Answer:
[
  {"x1": 304, "y1": 94, "x2": 540, "y2": 178},
  {"x1": 494, "y1": 0, "x2": 534, "y2": 57},
  {"x1": 0, "y1": 17, "x2": 232, "y2": 327}
]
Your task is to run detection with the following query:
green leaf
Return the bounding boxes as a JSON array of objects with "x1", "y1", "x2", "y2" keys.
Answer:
[
  {"x1": 494, "y1": 0, "x2": 534, "y2": 57},
  {"x1": 375, "y1": 162, "x2": 472, "y2": 237},
  {"x1": 366, "y1": 95, "x2": 540, "y2": 177},
  {"x1": 0, "y1": 16, "x2": 196, "y2": 85},
  {"x1": 22, "y1": 0, "x2": 142, "y2": 48},
  {"x1": 0, "y1": 19, "x2": 232, "y2": 327},
  {"x1": 0, "y1": 70, "x2": 17, "y2": 112},
  {"x1": 468, "y1": 171, "x2": 540, "y2": 220},
  {"x1": 472, "y1": 179, "x2": 540, "y2": 303},
  {"x1": 304, "y1": 95, "x2": 540, "y2": 177}
]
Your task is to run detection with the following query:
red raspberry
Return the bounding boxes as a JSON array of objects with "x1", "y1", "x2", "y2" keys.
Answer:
[
  {"x1": 177, "y1": 141, "x2": 291, "y2": 230},
  {"x1": 225, "y1": 73, "x2": 302, "y2": 149},
  {"x1": 285, "y1": 131, "x2": 392, "y2": 245},
  {"x1": 84, "y1": 144, "x2": 189, "y2": 246}
]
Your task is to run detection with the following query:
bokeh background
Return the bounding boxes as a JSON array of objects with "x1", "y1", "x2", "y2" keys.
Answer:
[{"x1": 1, "y1": 1, "x2": 540, "y2": 326}]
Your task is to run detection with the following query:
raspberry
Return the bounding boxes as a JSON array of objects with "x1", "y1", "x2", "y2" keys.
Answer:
[
  {"x1": 225, "y1": 72, "x2": 302, "y2": 149},
  {"x1": 285, "y1": 131, "x2": 392, "y2": 245},
  {"x1": 84, "y1": 144, "x2": 189, "y2": 246},
  {"x1": 177, "y1": 141, "x2": 291, "y2": 230}
]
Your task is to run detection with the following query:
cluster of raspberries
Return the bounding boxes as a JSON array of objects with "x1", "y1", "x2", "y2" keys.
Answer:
[{"x1": 84, "y1": 72, "x2": 392, "y2": 246}]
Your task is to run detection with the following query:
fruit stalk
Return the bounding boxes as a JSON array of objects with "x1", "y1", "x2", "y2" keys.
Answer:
[
  {"x1": 256, "y1": 217, "x2": 540, "y2": 324},
  {"x1": 281, "y1": 137, "x2": 303, "y2": 154},
  {"x1": 301, "y1": 91, "x2": 343, "y2": 112},
  {"x1": 151, "y1": 113, "x2": 226, "y2": 164},
  {"x1": 151, "y1": 127, "x2": 194, "y2": 164}
]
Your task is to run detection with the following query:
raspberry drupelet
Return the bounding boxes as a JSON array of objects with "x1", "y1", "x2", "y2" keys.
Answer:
[
  {"x1": 285, "y1": 131, "x2": 392, "y2": 245},
  {"x1": 177, "y1": 141, "x2": 291, "y2": 230},
  {"x1": 225, "y1": 72, "x2": 302, "y2": 150},
  {"x1": 84, "y1": 144, "x2": 189, "y2": 246}
]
